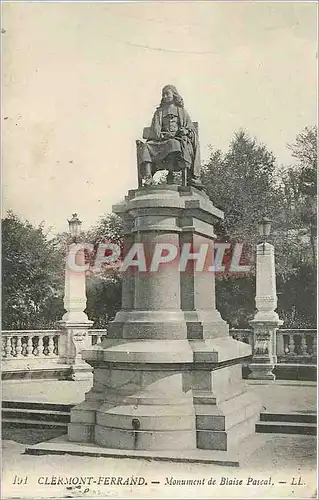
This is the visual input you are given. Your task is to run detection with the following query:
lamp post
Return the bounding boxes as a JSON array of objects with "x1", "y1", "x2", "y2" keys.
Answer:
[
  {"x1": 258, "y1": 216, "x2": 271, "y2": 254},
  {"x1": 248, "y1": 216, "x2": 283, "y2": 381},
  {"x1": 68, "y1": 213, "x2": 82, "y2": 242},
  {"x1": 57, "y1": 214, "x2": 93, "y2": 381}
]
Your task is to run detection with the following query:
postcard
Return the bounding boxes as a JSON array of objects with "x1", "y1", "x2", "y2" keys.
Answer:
[{"x1": 2, "y1": 1, "x2": 317, "y2": 499}]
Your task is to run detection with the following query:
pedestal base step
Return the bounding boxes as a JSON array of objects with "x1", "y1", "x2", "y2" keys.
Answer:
[
  {"x1": 256, "y1": 411, "x2": 317, "y2": 435},
  {"x1": 2, "y1": 365, "x2": 72, "y2": 381},
  {"x1": 256, "y1": 421, "x2": 317, "y2": 435},
  {"x1": 24, "y1": 433, "x2": 268, "y2": 467},
  {"x1": 2, "y1": 401, "x2": 72, "y2": 430},
  {"x1": 195, "y1": 390, "x2": 261, "y2": 431},
  {"x1": 197, "y1": 414, "x2": 258, "y2": 451},
  {"x1": 260, "y1": 411, "x2": 316, "y2": 423},
  {"x1": 3, "y1": 418, "x2": 67, "y2": 429}
]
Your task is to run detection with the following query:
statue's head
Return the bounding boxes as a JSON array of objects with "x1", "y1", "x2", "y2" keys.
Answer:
[{"x1": 160, "y1": 85, "x2": 184, "y2": 108}]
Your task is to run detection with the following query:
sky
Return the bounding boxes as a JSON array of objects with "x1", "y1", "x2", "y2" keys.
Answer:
[{"x1": 2, "y1": 1, "x2": 317, "y2": 235}]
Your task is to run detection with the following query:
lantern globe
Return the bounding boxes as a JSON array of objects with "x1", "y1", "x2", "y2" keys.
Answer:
[
  {"x1": 68, "y1": 213, "x2": 82, "y2": 238},
  {"x1": 258, "y1": 217, "x2": 271, "y2": 237}
]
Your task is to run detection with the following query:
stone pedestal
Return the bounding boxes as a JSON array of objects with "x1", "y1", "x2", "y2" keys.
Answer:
[
  {"x1": 249, "y1": 243, "x2": 283, "y2": 381},
  {"x1": 68, "y1": 186, "x2": 261, "y2": 452},
  {"x1": 57, "y1": 241, "x2": 93, "y2": 381},
  {"x1": 57, "y1": 320, "x2": 93, "y2": 380}
]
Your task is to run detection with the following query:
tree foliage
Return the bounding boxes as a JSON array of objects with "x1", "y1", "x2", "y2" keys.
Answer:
[
  {"x1": 201, "y1": 130, "x2": 278, "y2": 242},
  {"x1": 83, "y1": 213, "x2": 124, "y2": 326},
  {"x1": 2, "y1": 211, "x2": 64, "y2": 329},
  {"x1": 86, "y1": 213, "x2": 124, "y2": 247},
  {"x1": 86, "y1": 273, "x2": 122, "y2": 327},
  {"x1": 274, "y1": 126, "x2": 317, "y2": 327}
]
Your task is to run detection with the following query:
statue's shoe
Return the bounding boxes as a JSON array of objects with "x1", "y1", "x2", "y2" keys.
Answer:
[{"x1": 143, "y1": 175, "x2": 153, "y2": 186}]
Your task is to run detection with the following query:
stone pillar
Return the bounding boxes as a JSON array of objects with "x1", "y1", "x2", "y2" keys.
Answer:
[
  {"x1": 68, "y1": 186, "x2": 261, "y2": 452},
  {"x1": 249, "y1": 243, "x2": 283, "y2": 381},
  {"x1": 57, "y1": 242, "x2": 93, "y2": 381}
]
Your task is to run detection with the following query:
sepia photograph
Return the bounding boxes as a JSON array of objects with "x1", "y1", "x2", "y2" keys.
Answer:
[{"x1": 1, "y1": 1, "x2": 318, "y2": 498}]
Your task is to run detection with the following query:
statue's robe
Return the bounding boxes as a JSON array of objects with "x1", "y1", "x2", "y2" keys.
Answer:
[{"x1": 137, "y1": 104, "x2": 200, "y2": 178}]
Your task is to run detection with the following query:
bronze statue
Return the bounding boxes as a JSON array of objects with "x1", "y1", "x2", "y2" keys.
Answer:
[{"x1": 136, "y1": 85, "x2": 203, "y2": 189}]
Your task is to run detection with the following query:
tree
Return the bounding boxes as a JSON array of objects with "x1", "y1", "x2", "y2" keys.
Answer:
[
  {"x1": 2, "y1": 212, "x2": 64, "y2": 329},
  {"x1": 273, "y1": 126, "x2": 317, "y2": 327},
  {"x1": 287, "y1": 126, "x2": 317, "y2": 266},
  {"x1": 201, "y1": 130, "x2": 278, "y2": 242},
  {"x1": 288, "y1": 126, "x2": 317, "y2": 180}
]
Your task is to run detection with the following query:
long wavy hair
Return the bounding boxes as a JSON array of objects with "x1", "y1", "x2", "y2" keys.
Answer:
[{"x1": 160, "y1": 85, "x2": 184, "y2": 108}]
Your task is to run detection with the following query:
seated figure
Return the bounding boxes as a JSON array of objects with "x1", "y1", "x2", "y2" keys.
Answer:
[{"x1": 136, "y1": 85, "x2": 203, "y2": 188}]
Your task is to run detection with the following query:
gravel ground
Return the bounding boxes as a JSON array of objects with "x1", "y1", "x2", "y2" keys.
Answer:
[{"x1": 2, "y1": 430, "x2": 317, "y2": 500}]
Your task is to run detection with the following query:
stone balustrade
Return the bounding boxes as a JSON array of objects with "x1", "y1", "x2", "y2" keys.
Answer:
[
  {"x1": 1, "y1": 328, "x2": 316, "y2": 376},
  {"x1": 1, "y1": 330, "x2": 60, "y2": 359},
  {"x1": 230, "y1": 328, "x2": 317, "y2": 362},
  {"x1": 1, "y1": 329, "x2": 107, "y2": 361},
  {"x1": 276, "y1": 329, "x2": 317, "y2": 362}
]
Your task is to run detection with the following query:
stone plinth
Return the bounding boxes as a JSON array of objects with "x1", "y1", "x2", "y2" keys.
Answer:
[
  {"x1": 68, "y1": 185, "x2": 261, "y2": 452},
  {"x1": 249, "y1": 243, "x2": 283, "y2": 381},
  {"x1": 253, "y1": 243, "x2": 282, "y2": 323},
  {"x1": 57, "y1": 320, "x2": 93, "y2": 380},
  {"x1": 57, "y1": 240, "x2": 93, "y2": 381}
]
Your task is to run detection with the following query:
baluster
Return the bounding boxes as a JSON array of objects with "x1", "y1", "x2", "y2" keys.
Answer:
[
  {"x1": 53, "y1": 335, "x2": 59, "y2": 355},
  {"x1": 43, "y1": 336, "x2": 49, "y2": 355},
  {"x1": 16, "y1": 336, "x2": 23, "y2": 357},
  {"x1": 26, "y1": 336, "x2": 34, "y2": 357},
  {"x1": 5, "y1": 337, "x2": 12, "y2": 358},
  {"x1": 33, "y1": 337, "x2": 39, "y2": 356},
  {"x1": 313, "y1": 334, "x2": 317, "y2": 356},
  {"x1": 277, "y1": 332, "x2": 285, "y2": 356},
  {"x1": 21, "y1": 336, "x2": 27, "y2": 356},
  {"x1": 96, "y1": 334, "x2": 102, "y2": 344},
  {"x1": 38, "y1": 337, "x2": 44, "y2": 357},
  {"x1": 48, "y1": 335, "x2": 54, "y2": 356},
  {"x1": 249, "y1": 333, "x2": 254, "y2": 349},
  {"x1": 11, "y1": 337, "x2": 18, "y2": 357},
  {"x1": 1, "y1": 336, "x2": 5, "y2": 358},
  {"x1": 283, "y1": 335, "x2": 289, "y2": 354},
  {"x1": 300, "y1": 334, "x2": 307, "y2": 355},
  {"x1": 288, "y1": 335, "x2": 295, "y2": 355}
]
